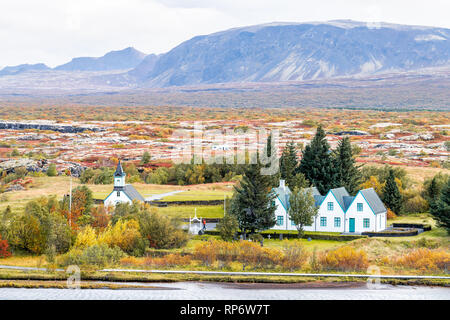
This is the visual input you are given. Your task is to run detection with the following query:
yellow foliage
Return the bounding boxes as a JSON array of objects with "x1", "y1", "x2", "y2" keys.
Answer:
[
  {"x1": 360, "y1": 176, "x2": 384, "y2": 194},
  {"x1": 74, "y1": 226, "x2": 98, "y2": 248},
  {"x1": 99, "y1": 219, "x2": 142, "y2": 254},
  {"x1": 144, "y1": 254, "x2": 191, "y2": 267},
  {"x1": 319, "y1": 246, "x2": 369, "y2": 272},
  {"x1": 397, "y1": 248, "x2": 450, "y2": 272}
]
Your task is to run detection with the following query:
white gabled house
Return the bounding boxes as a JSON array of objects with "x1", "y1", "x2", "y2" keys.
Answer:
[
  {"x1": 104, "y1": 161, "x2": 145, "y2": 207},
  {"x1": 271, "y1": 180, "x2": 387, "y2": 234}
]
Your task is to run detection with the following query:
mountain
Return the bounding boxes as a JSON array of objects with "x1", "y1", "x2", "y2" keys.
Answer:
[
  {"x1": 132, "y1": 20, "x2": 450, "y2": 87},
  {"x1": 0, "y1": 63, "x2": 50, "y2": 76},
  {"x1": 55, "y1": 47, "x2": 147, "y2": 71}
]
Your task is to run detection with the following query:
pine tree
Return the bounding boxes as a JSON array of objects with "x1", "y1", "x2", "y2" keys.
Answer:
[
  {"x1": 430, "y1": 179, "x2": 450, "y2": 233},
  {"x1": 230, "y1": 162, "x2": 276, "y2": 234},
  {"x1": 298, "y1": 125, "x2": 338, "y2": 194},
  {"x1": 334, "y1": 137, "x2": 362, "y2": 195},
  {"x1": 383, "y1": 169, "x2": 402, "y2": 214},
  {"x1": 280, "y1": 141, "x2": 298, "y2": 188},
  {"x1": 262, "y1": 132, "x2": 279, "y2": 187}
]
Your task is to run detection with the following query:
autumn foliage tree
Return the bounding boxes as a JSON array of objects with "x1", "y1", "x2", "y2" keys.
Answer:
[{"x1": 0, "y1": 235, "x2": 11, "y2": 258}]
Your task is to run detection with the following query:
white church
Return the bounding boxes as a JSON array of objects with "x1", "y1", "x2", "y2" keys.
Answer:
[
  {"x1": 104, "y1": 161, "x2": 145, "y2": 207},
  {"x1": 271, "y1": 180, "x2": 387, "y2": 234}
]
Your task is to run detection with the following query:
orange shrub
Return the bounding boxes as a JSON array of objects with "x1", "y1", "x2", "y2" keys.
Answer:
[
  {"x1": 120, "y1": 256, "x2": 142, "y2": 266},
  {"x1": 144, "y1": 254, "x2": 191, "y2": 267},
  {"x1": 281, "y1": 240, "x2": 309, "y2": 271},
  {"x1": 397, "y1": 248, "x2": 450, "y2": 272},
  {"x1": 319, "y1": 246, "x2": 369, "y2": 272},
  {"x1": 386, "y1": 208, "x2": 397, "y2": 220},
  {"x1": 193, "y1": 240, "x2": 289, "y2": 270}
]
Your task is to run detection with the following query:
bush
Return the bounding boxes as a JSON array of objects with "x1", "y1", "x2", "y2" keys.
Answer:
[
  {"x1": 397, "y1": 248, "x2": 450, "y2": 272},
  {"x1": 0, "y1": 235, "x2": 11, "y2": 258},
  {"x1": 402, "y1": 195, "x2": 429, "y2": 214},
  {"x1": 144, "y1": 253, "x2": 191, "y2": 267},
  {"x1": 193, "y1": 240, "x2": 288, "y2": 270},
  {"x1": 60, "y1": 244, "x2": 126, "y2": 267},
  {"x1": 74, "y1": 226, "x2": 98, "y2": 249},
  {"x1": 280, "y1": 240, "x2": 309, "y2": 271},
  {"x1": 46, "y1": 163, "x2": 57, "y2": 177},
  {"x1": 216, "y1": 213, "x2": 239, "y2": 241},
  {"x1": 386, "y1": 208, "x2": 397, "y2": 220},
  {"x1": 136, "y1": 206, "x2": 189, "y2": 249},
  {"x1": 319, "y1": 246, "x2": 369, "y2": 272},
  {"x1": 99, "y1": 219, "x2": 147, "y2": 256}
]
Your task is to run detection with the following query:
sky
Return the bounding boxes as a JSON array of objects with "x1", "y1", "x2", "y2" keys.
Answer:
[{"x1": 1, "y1": 0, "x2": 450, "y2": 68}]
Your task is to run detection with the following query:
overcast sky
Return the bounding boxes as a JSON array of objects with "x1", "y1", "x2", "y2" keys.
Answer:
[{"x1": 1, "y1": 0, "x2": 449, "y2": 67}]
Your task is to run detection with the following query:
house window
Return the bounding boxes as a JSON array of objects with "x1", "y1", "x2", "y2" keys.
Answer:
[
  {"x1": 117, "y1": 191, "x2": 120, "y2": 197},
  {"x1": 276, "y1": 216, "x2": 284, "y2": 226},
  {"x1": 327, "y1": 202, "x2": 334, "y2": 211},
  {"x1": 320, "y1": 217, "x2": 327, "y2": 227},
  {"x1": 357, "y1": 203, "x2": 363, "y2": 212},
  {"x1": 291, "y1": 220, "x2": 296, "y2": 226},
  {"x1": 364, "y1": 218, "x2": 370, "y2": 228},
  {"x1": 334, "y1": 217, "x2": 341, "y2": 228}
]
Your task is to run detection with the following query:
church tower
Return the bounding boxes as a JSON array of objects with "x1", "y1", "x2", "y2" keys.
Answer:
[{"x1": 114, "y1": 160, "x2": 125, "y2": 188}]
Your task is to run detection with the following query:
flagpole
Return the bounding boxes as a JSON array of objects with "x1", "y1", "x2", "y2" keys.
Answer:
[{"x1": 69, "y1": 173, "x2": 72, "y2": 227}]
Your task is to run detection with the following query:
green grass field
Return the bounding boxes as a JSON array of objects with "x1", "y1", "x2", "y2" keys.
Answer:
[{"x1": 158, "y1": 205, "x2": 225, "y2": 219}]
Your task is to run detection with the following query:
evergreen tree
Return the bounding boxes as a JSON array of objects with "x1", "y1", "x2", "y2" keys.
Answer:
[
  {"x1": 230, "y1": 162, "x2": 276, "y2": 234},
  {"x1": 262, "y1": 132, "x2": 279, "y2": 187},
  {"x1": 430, "y1": 179, "x2": 450, "y2": 233},
  {"x1": 280, "y1": 141, "x2": 298, "y2": 188},
  {"x1": 298, "y1": 125, "x2": 338, "y2": 194},
  {"x1": 334, "y1": 137, "x2": 362, "y2": 195},
  {"x1": 382, "y1": 169, "x2": 402, "y2": 214},
  {"x1": 291, "y1": 172, "x2": 310, "y2": 189}
]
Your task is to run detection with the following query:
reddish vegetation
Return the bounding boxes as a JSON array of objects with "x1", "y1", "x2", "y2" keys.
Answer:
[{"x1": 0, "y1": 236, "x2": 11, "y2": 258}]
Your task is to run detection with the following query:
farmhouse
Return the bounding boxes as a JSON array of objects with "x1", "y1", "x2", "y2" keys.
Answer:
[
  {"x1": 271, "y1": 180, "x2": 387, "y2": 233},
  {"x1": 104, "y1": 161, "x2": 145, "y2": 206}
]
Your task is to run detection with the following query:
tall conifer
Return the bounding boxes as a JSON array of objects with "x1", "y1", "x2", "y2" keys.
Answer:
[{"x1": 298, "y1": 125, "x2": 338, "y2": 194}]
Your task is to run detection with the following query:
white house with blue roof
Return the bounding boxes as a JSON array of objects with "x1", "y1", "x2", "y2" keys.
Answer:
[
  {"x1": 104, "y1": 160, "x2": 145, "y2": 207},
  {"x1": 271, "y1": 180, "x2": 386, "y2": 233}
]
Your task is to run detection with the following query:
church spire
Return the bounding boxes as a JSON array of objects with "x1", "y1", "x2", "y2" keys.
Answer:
[{"x1": 114, "y1": 160, "x2": 125, "y2": 177}]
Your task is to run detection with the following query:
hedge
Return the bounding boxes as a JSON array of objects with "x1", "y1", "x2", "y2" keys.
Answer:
[
  {"x1": 147, "y1": 200, "x2": 223, "y2": 206},
  {"x1": 391, "y1": 223, "x2": 432, "y2": 231}
]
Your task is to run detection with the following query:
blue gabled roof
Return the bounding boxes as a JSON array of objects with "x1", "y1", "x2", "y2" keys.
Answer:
[
  {"x1": 343, "y1": 196, "x2": 355, "y2": 211},
  {"x1": 330, "y1": 187, "x2": 350, "y2": 210},
  {"x1": 360, "y1": 188, "x2": 387, "y2": 214},
  {"x1": 313, "y1": 195, "x2": 325, "y2": 207}
]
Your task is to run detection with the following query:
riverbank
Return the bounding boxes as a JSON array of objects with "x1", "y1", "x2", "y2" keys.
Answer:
[{"x1": 0, "y1": 267, "x2": 448, "y2": 288}]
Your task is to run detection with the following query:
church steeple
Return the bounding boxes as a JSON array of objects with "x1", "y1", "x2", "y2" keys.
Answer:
[
  {"x1": 114, "y1": 160, "x2": 125, "y2": 187},
  {"x1": 114, "y1": 160, "x2": 125, "y2": 177}
]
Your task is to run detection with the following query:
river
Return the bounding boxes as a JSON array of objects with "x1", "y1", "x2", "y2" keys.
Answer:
[{"x1": 0, "y1": 282, "x2": 449, "y2": 300}]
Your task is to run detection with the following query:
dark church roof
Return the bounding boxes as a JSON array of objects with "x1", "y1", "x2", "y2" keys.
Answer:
[
  {"x1": 114, "y1": 160, "x2": 125, "y2": 177},
  {"x1": 113, "y1": 184, "x2": 145, "y2": 202}
]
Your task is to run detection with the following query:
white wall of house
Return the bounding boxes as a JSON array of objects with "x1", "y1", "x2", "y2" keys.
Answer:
[
  {"x1": 271, "y1": 189, "x2": 386, "y2": 234},
  {"x1": 273, "y1": 196, "x2": 294, "y2": 231},
  {"x1": 104, "y1": 189, "x2": 132, "y2": 207},
  {"x1": 309, "y1": 191, "x2": 346, "y2": 233},
  {"x1": 345, "y1": 192, "x2": 384, "y2": 233}
]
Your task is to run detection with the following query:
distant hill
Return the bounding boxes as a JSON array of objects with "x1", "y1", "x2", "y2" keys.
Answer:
[
  {"x1": 0, "y1": 63, "x2": 50, "y2": 76},
  {"x1": 1, "y1": 20, "x2": 449, "y2": 92},
  {"x1": 54, "y1": 47, "x2": 147, "y2": 71},
  {"x1": 133, "y1": 20, "x2": 450, "y2": 87}
]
